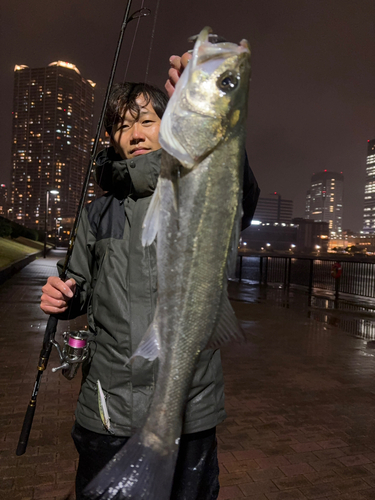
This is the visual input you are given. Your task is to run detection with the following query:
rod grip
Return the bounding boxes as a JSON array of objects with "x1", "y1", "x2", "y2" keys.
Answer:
[{"x1": 16, "y1": 402, "x2": 36, "y2": 456}]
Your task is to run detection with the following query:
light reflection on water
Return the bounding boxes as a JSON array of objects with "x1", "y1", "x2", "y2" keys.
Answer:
[
  {"x1": 229, "y1": 277, "x2": 375, "y2": 342},
  {"x1": 309, "y1": 295, "x2": 375, "y2": 341}
]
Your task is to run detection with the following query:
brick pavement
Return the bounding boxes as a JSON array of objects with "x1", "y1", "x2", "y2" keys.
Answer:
[
  {"x1": 2, "y1": 253, "x2": 375, "y2": 499},
  {"x1": 0, "y1": 251, "x2": 82, "y2": 500},
  {"x1": 217, "y1": 283, "x2": 375, "y2": 499}
]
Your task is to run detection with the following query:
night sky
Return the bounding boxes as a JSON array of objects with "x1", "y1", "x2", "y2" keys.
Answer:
[{"x1": 1, "y1": 0, "x2": 374, "y2": 231}]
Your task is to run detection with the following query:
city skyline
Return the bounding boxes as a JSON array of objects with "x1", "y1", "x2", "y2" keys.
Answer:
[{"x1": 1, "y1": 0, "x2": 374, "y2": 232}]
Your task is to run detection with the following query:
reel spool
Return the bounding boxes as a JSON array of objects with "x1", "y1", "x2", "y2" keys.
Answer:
[{"x1": 51, "y1": 330, "x2": 90, "y2": 380}]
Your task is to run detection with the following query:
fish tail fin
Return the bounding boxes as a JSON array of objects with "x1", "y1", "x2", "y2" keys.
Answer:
[{"x1": 83, "y1": 431, "x2": 178, "y2": 500}]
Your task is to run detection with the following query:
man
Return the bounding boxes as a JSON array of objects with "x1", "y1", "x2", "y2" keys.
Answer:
[{"x1": 41, "y1": 60, "x2": 259, "y2": 500}]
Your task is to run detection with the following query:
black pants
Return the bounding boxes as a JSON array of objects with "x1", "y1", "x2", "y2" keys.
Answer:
[{"x1": 72, "y1": 422, "x2": 220, "y2": 500}]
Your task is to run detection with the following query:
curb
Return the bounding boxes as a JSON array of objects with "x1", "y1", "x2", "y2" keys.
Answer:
[{"x1": 0, "y1": 251, "x2": 43, "y2": 286}]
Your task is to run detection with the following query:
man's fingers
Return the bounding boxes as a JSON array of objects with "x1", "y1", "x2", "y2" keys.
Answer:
[
  {"x1": 47, "y1": 276, "x2": 75, "y2": 298},
  {"x1": 166, "y1": 52, "x2": 193, "y2": 98},
  {"x1": 168, "y1": 67, "x2": 181, "y2": 86},
  {"x1": 40, "y1": 276, "x2": 75, "y2": 315},
  {"x1": 165, "y1": 68, "x2": 181, "y2": 98},
  {"x1": 41, "y1": 283, "x2": 65, "y2": 301},
  {"x1": 40, "y1": 290, "x2": 69, "y2": 314},
  {"x1": 40, "y1": 302, "x2": 68, "y2": 315},
  {"x1": 65, "y1": 279, "x2": 76, "y2": 296},
  {"x1": 169, "y1": 52, "x2": 191, "y2": 72},
  {"x1": 169, "y1": 55, "x2": 182, "y2": 70},
  {"x1": 180, "y1": 52, "x2": 192, "y2": 69},
  {"x1": 165, "y1": 79, "x2": 175, "y2": 98},
  {"x1": 41, "y1": 294, "x2": 69, "y2": 310}
]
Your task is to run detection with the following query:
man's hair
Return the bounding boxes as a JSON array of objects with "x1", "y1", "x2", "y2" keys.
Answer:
[{"x1": 104, "y1": 82, "x2": 169, "y2": 136}]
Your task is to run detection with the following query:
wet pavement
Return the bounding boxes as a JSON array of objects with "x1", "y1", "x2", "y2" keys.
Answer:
[{"x1": 2, "y1": 252, "x2": 375, "y2": 499}]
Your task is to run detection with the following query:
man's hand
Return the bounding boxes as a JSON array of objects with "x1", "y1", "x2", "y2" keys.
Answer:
[
  {"x1": 40, "y1": 277, "x2": 76, "y2": 315},
  {"x1": 165, "y1": 52, "x2": 192, "y2": 98}
]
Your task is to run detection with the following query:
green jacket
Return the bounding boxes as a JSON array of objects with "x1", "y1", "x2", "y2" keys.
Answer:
[{"x1": 61, "y1": 148, "x2": 226, "y2": 436}]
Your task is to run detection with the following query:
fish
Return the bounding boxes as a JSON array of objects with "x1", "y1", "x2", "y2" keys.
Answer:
[{"x1": 83, "y1": 26, "x2": 251, "y2": 500}]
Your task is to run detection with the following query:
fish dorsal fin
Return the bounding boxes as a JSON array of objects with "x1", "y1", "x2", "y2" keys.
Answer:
[
  {"x1": 206, "y1": 290, "x2": 245, "y2": 349},
  {"x1": 130, "y1": 315, "x2": 161, "y2": 363},
  {"x1": 142, "y1": 181, "x2": 161, "y2": 247}
]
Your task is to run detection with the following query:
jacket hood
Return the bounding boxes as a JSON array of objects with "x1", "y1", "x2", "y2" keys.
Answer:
[{"x1": 94, "y1": 147, "x2": 161, "y2": 198}]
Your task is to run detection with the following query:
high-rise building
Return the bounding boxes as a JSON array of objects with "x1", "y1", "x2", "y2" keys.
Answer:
[
  {"x1": 253, "y1": 193, "x2": 293, "y2": 224},
  {"x1": 363, "y1": 139, "x2": 375, "y2": 234},
  {"x1": 0, "y1": 184, "x2": 8, "y2": 216},
  {"x1": 10, "y1": 61, "x2": 95, "y2": 230},
  {"x1": 305, "y1": 171, "x2": 343, "y2": 238}
]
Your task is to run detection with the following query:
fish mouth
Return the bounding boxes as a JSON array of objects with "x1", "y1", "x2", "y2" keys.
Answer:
[
  {"x1": 192, "y1": 27, "x2": 251, "y2": 63},
  {"x1": 186, "y1": 27, "x2": 250, "y2": 92}
]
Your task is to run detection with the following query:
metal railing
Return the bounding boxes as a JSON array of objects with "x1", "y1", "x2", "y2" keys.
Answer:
[{"x1": 235, "y1": 254, "x2": 375, "y2": 301}]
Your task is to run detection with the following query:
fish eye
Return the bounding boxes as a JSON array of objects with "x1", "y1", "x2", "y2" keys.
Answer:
[{"x1": 217, "y1": 71, "x2": 239, "y2": 92}]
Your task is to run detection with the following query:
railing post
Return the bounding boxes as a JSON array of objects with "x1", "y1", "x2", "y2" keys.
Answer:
[
  {"x1": 287, "y1": 257, "x2": 292, "y2": 290},
  {"x1": 264, "y1": 257, "x2": 268, "y2": 286},
  {"x1": 308, "y1": 258, "x2": 314, "y2": 306},
  {"x1": 284, "y1": 258, "x2": 288, "y2": 288},
  {"x1": 334, "y1": 262, "x2": 341, "y2": 308},
  {"x1": 259, "y1": 256, "x2": 263, "y2": 285},
  {"x1": 334, "y1": 277, "x2": 340, "y2": 308},
  {"x1": 239, "y1": 255, "x2": 243, "y2": 282}
]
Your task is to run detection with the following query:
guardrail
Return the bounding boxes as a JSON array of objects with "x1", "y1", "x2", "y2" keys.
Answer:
[{"x1": 236, "y1": 254, "x2": 375, "y2": 302}]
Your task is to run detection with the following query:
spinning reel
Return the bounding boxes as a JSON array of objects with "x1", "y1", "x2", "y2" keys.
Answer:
[{"x1": 51, "y1": 330, "x2": 90, "y2": 380}]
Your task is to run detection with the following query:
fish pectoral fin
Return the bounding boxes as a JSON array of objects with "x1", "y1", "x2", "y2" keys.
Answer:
[
  {"x1": 142, "y1": 181, "x2": 161, "y2": 247},
  {"x1": 129, "y1": 320, "x2": 161, "y2": 363},
  {"x1": 207, "y1": 292, "x2": 245, "y2": 349}
]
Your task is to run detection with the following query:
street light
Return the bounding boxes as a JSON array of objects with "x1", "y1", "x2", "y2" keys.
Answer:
[{"x1": 44, "y1": 189, "x2": 59, "y2": 258}]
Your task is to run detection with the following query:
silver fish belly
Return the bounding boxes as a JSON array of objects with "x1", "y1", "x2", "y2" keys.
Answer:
[{"x1": 83, "y1": 26, "x2": 251, "y2": 500}]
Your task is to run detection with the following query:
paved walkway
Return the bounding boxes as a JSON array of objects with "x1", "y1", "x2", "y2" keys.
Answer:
[{"x1": 1, "y1": 253, "x2": 375, "y2": 499}]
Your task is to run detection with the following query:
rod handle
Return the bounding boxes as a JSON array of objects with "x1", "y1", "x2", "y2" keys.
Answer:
[{"x1": 16, "y1": 402, "x2": 36, "y2": 456}]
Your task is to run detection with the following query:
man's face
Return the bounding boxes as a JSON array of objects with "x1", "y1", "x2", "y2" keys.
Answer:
[{"x1": 111, "y1": 95, "x2": 162, "y2": 159}]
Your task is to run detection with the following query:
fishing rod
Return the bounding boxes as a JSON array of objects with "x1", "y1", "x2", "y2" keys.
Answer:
[{"x1": 16, "y1": 0, "x2": 150, "y2": 457}]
